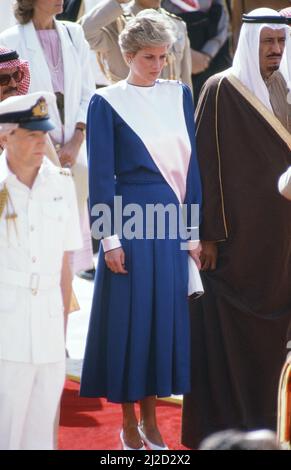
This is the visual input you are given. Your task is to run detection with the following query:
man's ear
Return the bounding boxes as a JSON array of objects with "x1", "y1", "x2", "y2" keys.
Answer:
[
  {"x1": 0, "y1": 134, "x2": 8, "y2": 148},
  {"x1": 0, "y1": 124, "x2": 19, "y2": 142}
]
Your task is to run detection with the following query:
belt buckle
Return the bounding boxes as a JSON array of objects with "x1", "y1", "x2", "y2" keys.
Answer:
[{"x1": 30, "y1": 273, "x2": 40, "y2": 295}]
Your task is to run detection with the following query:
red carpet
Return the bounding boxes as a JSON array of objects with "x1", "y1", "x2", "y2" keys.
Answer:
[{"x1": 58, "y1": 379, "x2": 188, "y2": 450}]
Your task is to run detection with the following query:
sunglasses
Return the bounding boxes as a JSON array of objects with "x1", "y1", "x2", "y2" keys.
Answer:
[{"x1": 0, "y1": 69, "x2": 24, "y2": 86}]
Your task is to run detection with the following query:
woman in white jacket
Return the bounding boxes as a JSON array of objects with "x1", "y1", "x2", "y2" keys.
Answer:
[
  {"x1": 0, "y1": 0, "x2": 15, "y2": 34},
  {"x1": 0, "y1": 0, "x2": 96, "y2": 284}
]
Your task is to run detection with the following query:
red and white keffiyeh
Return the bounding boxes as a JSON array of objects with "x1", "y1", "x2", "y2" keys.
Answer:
[{"x1": 0, "y1": 47, "x2": 30, "y2": 95}]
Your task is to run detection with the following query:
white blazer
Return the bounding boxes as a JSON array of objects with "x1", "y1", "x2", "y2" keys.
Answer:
[
  {"x1": 0, "y1": 0, "x2": 15, "y2": 34},
  {"x1": 0, "y1": 20, "x2": 95, "y2": 145},
  {"x1": 0, "y1": 20, "x2": 95, "y2": 205}
]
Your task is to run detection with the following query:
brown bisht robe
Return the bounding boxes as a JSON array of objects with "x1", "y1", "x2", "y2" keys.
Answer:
[{"x1": 182, "y1": 72, "x2": 291, "y2": 449}]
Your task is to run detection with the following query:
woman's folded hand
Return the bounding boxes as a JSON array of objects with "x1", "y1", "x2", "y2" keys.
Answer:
[{"x1": 105, "y1": 247, "x2": 128, "y2": 274}]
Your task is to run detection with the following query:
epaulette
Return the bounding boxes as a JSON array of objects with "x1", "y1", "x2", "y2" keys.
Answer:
[
  {"x1": 121, "y1": 3, "x2": 134, "y2": 20},
  {"x1": 159, "y1": 8, "x2": 183, "y2": 21},
  {"x1": 61, "y1": 20, "x2": 80, "y2": 27},
  {"x1": 61, "y1": 20, "x2": 77, "y2": 29},
  {"x1": 123, "y1": 12, "x2": 133, "y2": 19},
  {"x1": 59, "y1": 168, "x2": 71, "y2": 177}
]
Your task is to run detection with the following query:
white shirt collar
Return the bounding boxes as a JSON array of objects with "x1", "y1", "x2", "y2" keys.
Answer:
[{"x1": 0, "y1": 151, "x2": 54, "y2": 187}]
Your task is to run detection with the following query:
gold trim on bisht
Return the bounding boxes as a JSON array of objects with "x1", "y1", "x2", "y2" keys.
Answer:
[
  {"x1": 277, "y1": 350, "x2": 291, "y2": 449},
  {"x1": 227, "y1": 73, "x2": 291, "y2": 151},
  {"x1": 195, "y1": 84, "x2": 210, "y2": 135},
  {"x1": 195, "y1": 75, "x2": 229, "y2": 240},
  {"x1": 214, "y1": 75, "x2": 228, "y2": 239}
]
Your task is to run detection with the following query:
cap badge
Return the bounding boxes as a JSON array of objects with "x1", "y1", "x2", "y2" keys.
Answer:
[{"x1": 32, "y1": 98, "x2": 48, "y2": 118}]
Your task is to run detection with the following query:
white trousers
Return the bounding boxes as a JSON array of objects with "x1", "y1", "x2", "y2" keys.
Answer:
[{"x1": 0, "y1": 360, "x2": 65, "y2": 450}]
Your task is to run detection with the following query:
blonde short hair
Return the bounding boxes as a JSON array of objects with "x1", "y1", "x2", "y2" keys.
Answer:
[
  {"x1": 14, "y1": 0, "x2": 36, "y2": 25},
  {"x1": 119, "y1": 9, "x2": 176, "y2": 56}
]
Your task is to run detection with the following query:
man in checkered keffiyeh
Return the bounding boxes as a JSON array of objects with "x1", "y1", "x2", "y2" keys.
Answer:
[
  {"x1": 0, "y1": 47, "x2": 30, "y2": 102},
  {"x1": 0, "y1": 48, "x2": 30, "y2": 140}
]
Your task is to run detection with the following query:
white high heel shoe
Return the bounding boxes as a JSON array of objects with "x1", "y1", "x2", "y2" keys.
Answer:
[
  {"x1": 120, "y1": 430, "x2": 146, "y2": 450},
  {"x1": 138, "y1": 426, "x2": 169, "y2": 451}
]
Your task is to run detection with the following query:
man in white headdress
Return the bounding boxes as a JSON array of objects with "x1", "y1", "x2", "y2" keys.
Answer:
[
  {"x1": 182, "y1": 8, "x2": 291, "y2": 449},
  {"x1": 231, "y1": 1, "x2": 291, "y2": 51},
  {"x1": 0, "y1": 92, "x2": 82, "y2": 449}
]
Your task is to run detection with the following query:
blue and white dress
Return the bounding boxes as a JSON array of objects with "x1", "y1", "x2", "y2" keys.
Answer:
[{"x1": 80, "y1": 80, "x2": 202, "y2": 403}]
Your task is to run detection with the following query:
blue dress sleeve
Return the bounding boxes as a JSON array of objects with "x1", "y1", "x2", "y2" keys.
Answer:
[
  {"x1": 86, "y1": 93, "x2": 116, "y2": 238},
  {"x1": 182, "y1": 84, "x2": 202, "y2": 239}
]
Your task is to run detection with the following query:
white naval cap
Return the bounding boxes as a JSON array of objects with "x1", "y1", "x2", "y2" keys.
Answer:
[{"x1": 0, "y1": 91, "x2": 56, "y2": 132}]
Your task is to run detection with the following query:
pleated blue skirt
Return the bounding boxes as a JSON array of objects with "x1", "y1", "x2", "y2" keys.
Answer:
[{"x1": 80, "y1": 170, "x2": 190, "y2": 403}]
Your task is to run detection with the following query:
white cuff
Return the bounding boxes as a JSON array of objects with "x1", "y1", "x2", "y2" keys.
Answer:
[
  {"x1": 278, "y1": 168, "x2": 291, "y2": 200},
  {"x1": 188, "y1": 239, "x2": 200, "y2": 251},
  {"x1": 102, "y1": 234, "x2": 121, "y2": 252}
]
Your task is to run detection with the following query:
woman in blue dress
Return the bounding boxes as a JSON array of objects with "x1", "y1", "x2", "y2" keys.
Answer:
[{"x1": 80, "y1": 10, "x2": 202, "y2": 450}]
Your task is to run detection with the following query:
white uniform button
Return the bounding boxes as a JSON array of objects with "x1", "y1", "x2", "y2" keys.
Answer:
[
  {"x1": 32, "y1": 256, "x2": 37, "y2": 263},
  {"x1": 30, "y1": 225, "x2": 35, "y2": 232}
]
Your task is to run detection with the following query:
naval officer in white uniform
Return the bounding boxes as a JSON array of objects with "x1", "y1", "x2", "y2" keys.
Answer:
[{"x1": 0, "y1": 91, "x2": 82, "y2": 450}]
